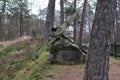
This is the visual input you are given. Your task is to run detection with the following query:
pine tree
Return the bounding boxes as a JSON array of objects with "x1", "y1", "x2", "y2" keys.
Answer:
[
  {"x1": 44, "y1": 0, "x2": 56, "y2": 39},
  {"x1": 83, "y1": 0, "x2": 116, "y2": 80}
]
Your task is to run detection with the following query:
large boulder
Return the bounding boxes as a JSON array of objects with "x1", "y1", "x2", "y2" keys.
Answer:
[{"x1": 49, "y1": 36, "x2": 83, "y2": 64}]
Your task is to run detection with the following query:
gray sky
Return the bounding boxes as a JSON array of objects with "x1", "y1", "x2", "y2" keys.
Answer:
[
  {"x1": 29, "y1": 0, "x2": 96, "y2": 14},
  {"x1": 29, "y1": 0, "x2": 60, "y2": 14}
]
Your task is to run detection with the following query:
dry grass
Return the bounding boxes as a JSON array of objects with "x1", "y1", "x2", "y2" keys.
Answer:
[
  {"x1": 0, "y1": 37, "x2": 120, "y2": 80},
  {"x1": 0, "y1": 36, "x2": 32, "y2": 49}
]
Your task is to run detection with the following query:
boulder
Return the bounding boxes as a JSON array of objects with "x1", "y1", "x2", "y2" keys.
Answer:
[{"x1": 49, "y1": 36, "x2": 83, "y2": 64}]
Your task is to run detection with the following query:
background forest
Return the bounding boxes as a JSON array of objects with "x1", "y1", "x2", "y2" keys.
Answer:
[
  {"x1": 0, "y1": 0, "x2": 120, "y2": 80},
  {"x1": 0, "y1": 0, "x2": 96, "y2": 42}
]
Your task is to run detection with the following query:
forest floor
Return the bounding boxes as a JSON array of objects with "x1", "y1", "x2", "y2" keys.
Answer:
[
  {"x1": 0, "y1": 36, "x2": 32, "y2": 48},
  {"x1": 41, "y1": 57, "x2": 120, "y2": 80},
  {"x1": 0, "y1": 37, "x2": 120, "y2": 80}
]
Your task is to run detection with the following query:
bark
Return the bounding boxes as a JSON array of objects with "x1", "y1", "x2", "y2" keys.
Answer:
[
  {"x1": 73, "y1": 0, "x2": 77, "y2": 42},
  {"x1": 116, "y1": 0, "x2": 120, "y2": 42},
  {"x1": 83, "y1": 0, "x2": 116, "y2": 80},
  {"x1": 0, "y1": 0, "x2": 7, "y2": 41},
  {"x1": 0, "y1": 17, "x2": 2, "y2": 41},
  {"x1": 44, "y1": 0, "x2": 56, "y2": 39},
  {"x1": 20, "y1": 0, "x2": 23, "y2": 37},
  {"x1": 111, "y1": 1, "x2": 117, "y2": 57},
  {"x1": 60, "y1": 0, "x2": 64, "y2": 25},
  {"x1": 79, "y1": 0, "x2": 88, "y2": 47}
]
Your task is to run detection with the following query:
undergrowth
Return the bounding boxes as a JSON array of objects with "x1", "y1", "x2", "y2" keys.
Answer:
[
  {"x1": 11, "y1": 51, "x2": 49, "y2": 80},
  {"x1": 0, "y1": 43, "x2": 27, "y2": 58},
  {"x1": 0, "y1": 40, "x2": 43, "y2": 80}
]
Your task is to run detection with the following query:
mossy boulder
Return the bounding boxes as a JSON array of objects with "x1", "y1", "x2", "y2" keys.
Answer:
[{"x1": 49, "y1": 36, "x2": 83, "y2": 64}]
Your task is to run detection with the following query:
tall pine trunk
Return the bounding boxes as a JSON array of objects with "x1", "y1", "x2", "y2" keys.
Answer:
[
  {"x1": 83, "y1": 0, "x2": 116, "y2": 80},
  {"x1": 0, "y1": 18, "x2": 3, "y2": 41},
  {"x1": 78, "y1": 0, "x2": 88, "y2": 47},
  {"x1": 60, "y1": 0, "x2": 64, "y2": 25},
  {"x1": 20, "y1": 0, "x2": 23, "y2": 37},
  {"x1": 111, "y1": 1, "x2": 117, "y2": 57},
  {"x1": 0, "y1": 0, "x2": 7, "y2": 41},
  {"x1": 44, "y1": 0, "x2": 56, "y2": 39},
  {"x1": 73, "y1": 0, "x2": 77, "y2": 42},
  {"x1": 116, "y1": 0, "x2": 120, "y2": 42}
]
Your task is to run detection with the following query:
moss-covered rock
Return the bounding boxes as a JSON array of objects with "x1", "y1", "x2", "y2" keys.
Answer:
[{"x1": 49, "y1": 36, "x2": 83, "y2": 64}]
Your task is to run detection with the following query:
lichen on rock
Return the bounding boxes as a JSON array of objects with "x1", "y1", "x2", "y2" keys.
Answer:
[{"x1": 49, "y1": 31, "x2": 82, "y2": 64}]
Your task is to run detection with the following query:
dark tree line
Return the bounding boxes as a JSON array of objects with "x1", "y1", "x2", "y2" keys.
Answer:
[{"x1": 0, "y1": 0, "x2": 45, "y2": 41}]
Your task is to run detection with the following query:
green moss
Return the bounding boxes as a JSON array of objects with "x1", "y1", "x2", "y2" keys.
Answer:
[
  {"x1": 0, "y1": 47, "x2": 14, "y2": 58},
  {"x1": 0, "y1": 43, "x2": 27, "y2": 58},
  {"x1": 11, "y1": 51, "x2": 49, "y2": 80},
  {"x1": 3, "y1": 56, "x2": 32, "y2": 80},
  {"x1": 45, "y1": 74, "x2": 54, "y2": 78},
  {"x1": 0, "y1": 40, "x2": 44, "y2": 80},
  {"x1": 16, "y1": 43, "x2": 27, "y2": 51},
  {"x1": 0, "y1": 40, "x2": 49, "y2": 80}
]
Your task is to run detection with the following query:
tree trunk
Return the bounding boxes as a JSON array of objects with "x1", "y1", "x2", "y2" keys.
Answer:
[
  {"x1": 44, "y1": 0, "x2": 56, "y2": 39},
  {"x1": 0, "y1": 0, "x2": 7, "y2": 41},
  {"x1": 73, "y1": 0, "x2": 77, "y2": 42},
  {"x1": 111, "y1": 1, "x2": 117, "y2": 57},
  {"x1": 60, "y1": 0, "x2": 64, "y2": 25},
  {"x1": 116, "y1": 0, "x2": 120, "y2": 42},
  {"x1": 0, "y1": 18, "x2": 3, "y2": 41},
  {"x1": 20, "y1": 0, "x2": 23, "y2": 37},
  {"x1": 83, "y1": 0, "x2": 116, "y2": 80},
  {"x1": 78, "y1": 0, "x2": 88, "y2": 47}
]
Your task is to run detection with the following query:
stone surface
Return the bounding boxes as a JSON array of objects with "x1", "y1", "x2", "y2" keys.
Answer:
[{"x1": 50, "y1": 36, "x2": 82, "y2": 64}]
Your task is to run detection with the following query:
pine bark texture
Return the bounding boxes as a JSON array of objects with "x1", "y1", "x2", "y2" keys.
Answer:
[
  {"x1": 116, "y1": 0, "x2": 120, "y2": 41},
  {"x1": 111, "y1": 1, "x2": 117, "y2": 57},
  {"x1": 44, "y1": 0, "x2": 56, "y2": 39},
  {"x1": 0, "y1": 18, "x2": 3, "y2": 41},
  {"x1": 20, "y1": 0, "x2": 23, "y2": 37},
  {"x1": 60, "y1": 0, "x2": 64, "y2": 25},
  {"x1": 73, "y1": 0, "x2": 77, "y2": 42},
  {"x1": 0, "y1": 0, "x2": 7, "y2": 41},
  {"x1": 79, "y1": 0, "x2": 88, "y2": 46},
  {"x1": 83, "y1": 0, "x2": 115, "y2": 80}
]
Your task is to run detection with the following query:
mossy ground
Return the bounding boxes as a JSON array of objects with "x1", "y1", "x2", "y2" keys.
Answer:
[
  {"x1": 0, "y1": 40, "x2": 50, "y2": 80},
  {"x1": 0, "y1": 43, "x2": 27, "y2": 58},
  {"x1": 11, "y1": 51, "x2": 49, "y2": 80},
  {"x1": 0, "y1": 40, "x2": 120, "y2": 80}
]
